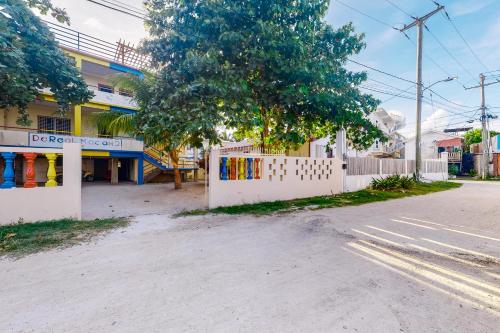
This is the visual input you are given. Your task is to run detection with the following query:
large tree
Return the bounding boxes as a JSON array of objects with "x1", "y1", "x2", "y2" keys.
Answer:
[
  {"x1": 93, "y1": 72, "x2": 214, "y2": 189},
  {"x1": 143, "y1": 0, "x2": 384, "y2": 151},
  {"x1": 0, "y1": 0, "x2": 92, "y2": 125}
]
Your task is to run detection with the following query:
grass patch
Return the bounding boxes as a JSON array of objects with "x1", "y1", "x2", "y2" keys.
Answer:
[
  {"x1": 176, "y1": 181, "x2": 461, "y2": 217},
  {"x1": 0, "y1": 218, "x2": 129, "y2": 258},
  {"x1": 455, "y1": 176, "x2": 500, "y2": 181}
]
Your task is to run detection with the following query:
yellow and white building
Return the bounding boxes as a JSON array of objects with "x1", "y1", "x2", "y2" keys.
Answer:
[{"x1": 0, "y1": 21, "x2": 197, "y2": 185}]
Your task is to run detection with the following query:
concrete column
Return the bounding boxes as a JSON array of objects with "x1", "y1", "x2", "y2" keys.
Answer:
[
  {"x1": 193, "y1": 148, "x2": 199, "y2": 182},
  {"x1": 336, "y1": 129, "x2": 346, "y2": 160},
  {"x1": 111, "y1": 158, "x2": 119, "y2": 184},
  {"x1": 63, "y1": 143, "x2": 82, "y2": 220},
  {"x1": 74, "y1": 105, "x2": 82, "y2": 136},
  {"x1": 208, "y1": 149, "x2": 220, "y2": 209}
]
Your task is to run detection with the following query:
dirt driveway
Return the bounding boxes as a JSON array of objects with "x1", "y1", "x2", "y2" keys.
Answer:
[
  {"x1": 82, "y1": 182, "x2": 206, "y2": 219},
  {"x1": 1, "y1": 182, "x2": 499, "y2": 332}
]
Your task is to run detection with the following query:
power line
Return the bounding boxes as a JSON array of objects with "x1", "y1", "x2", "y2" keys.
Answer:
[
  {"x1": 360, "y1": 84, "x2": 478, "y2": 120},
  {"x1": 443, "y1": 10, "x2": 490, "y2": 72},
  {"x1": 86, "y1": 0, "x2": 146, "y2": 20},
  {"x1": 383, "y1": 0, "x2": 415, "y2": 19},
  {"x1": 98, "y1": 0, "x2": 146, "y2": 16},
  {"x1": 382, "y1": 84, "x2": 415, "y2": 103},
  {"x1": 105, "y1": 0, "x2": 145, "y2": 13},
  {"x1": 424, "y1": 24, "x2": 477, "y2": 82},
  {"x1": 335, "y1": 0, "x2": 397, "y2": 30},
  {"x1": 347, "y1": 59, "x2": 416, "y2": 85},
  {"x1": 427, "y1": 89, "x2": 479, "y2": 109},
  {"x1": 402, "y1": 34, "x2": 466, "y2": 89}
]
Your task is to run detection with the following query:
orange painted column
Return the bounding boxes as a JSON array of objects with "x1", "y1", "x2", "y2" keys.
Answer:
[
  {"x1": 254, "y1": 158, "x2": 261, "y2": 179},
  {"x1": 23, "y1": 153, "x2": 37, "y2": 188},
  {"x1": 230, "y1": 158, "x2": 237, "y2": 180}
]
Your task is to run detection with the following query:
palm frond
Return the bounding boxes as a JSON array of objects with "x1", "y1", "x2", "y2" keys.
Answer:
[{"x1": 91, "y1": 111, "x2": 135, "y2": 137}]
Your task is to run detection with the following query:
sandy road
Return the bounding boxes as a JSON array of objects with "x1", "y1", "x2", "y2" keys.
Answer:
[{"x1": 1, "y1": 182, "x2": 499, "y2": 332}]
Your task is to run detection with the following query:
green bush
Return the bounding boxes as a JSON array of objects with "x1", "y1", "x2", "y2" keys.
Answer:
[
  {"x1": 469, "y1": 169, "x2": 477, "y2": 177},
  {"x1": 371, "y1": 175, "x2": 416, "y2": 191},
  {"x1": 448, "y1": 164, "x2": 459, "y2": 175}
]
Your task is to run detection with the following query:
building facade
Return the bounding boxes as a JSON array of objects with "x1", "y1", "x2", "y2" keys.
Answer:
[
  {"x1": 305, "y1": 108, "x2": 406, "y2": 159},
  {"x1": 0, "y1": 22, "x2": 197, "y2": 186}
]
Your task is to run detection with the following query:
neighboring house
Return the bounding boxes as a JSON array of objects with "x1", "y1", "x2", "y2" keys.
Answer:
[
  {"x1": 490, "y1": 134, "x2": 500, "y2": 176},
  {"x1": 0, "y1": 22, "x2": 196, "y2": 186},
  {"x1": 306, "y1": 108, "x2": 406, "y2": 159},
  {"x1": 405, "y1": 130, "x2": 461, "y2": 161},
  {"x1": 436, "y1": 137, "x2": 463, "y2": 171},
  {"x1": 367, "y1": 108, "x2": 406, "y2": 158}
]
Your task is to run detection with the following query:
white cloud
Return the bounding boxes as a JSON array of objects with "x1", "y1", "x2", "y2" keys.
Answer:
[
  {"x1": 422, "y1": 109, "x2": 449, "y2": 132},
  {"x1": 83, "y1": 17, "x2": 104, "y2": 31},
  {"x1": 399, "y1": 108, "x2": 451, "y2": 138}
]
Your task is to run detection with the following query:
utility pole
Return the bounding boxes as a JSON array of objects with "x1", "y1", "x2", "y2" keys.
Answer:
[
  {"x1": 465, "y1": 74, "x2": 500, "y2": 179},
  {"x1": 400, "y1": 5, "x2": 444, "y2": 180},
  {"x1": 480, "y1": 74, "x2": 488, "y2": 179}
]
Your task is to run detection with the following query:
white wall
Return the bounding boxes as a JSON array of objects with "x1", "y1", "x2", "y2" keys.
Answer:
[
  {"x1": 0, "y1": 143, "x2": 82, "y2": 224},
  {"x1": 406, "y1": 131, "x2": 457, "y2": 160},
  {"x1": 209, "y1": 151, "x2": 343, "y2": 208}
]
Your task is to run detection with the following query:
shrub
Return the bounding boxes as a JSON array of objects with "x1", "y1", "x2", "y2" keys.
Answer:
[
  {"x1": 469, "y1": 169, "x2": 477, "y2": 177},
  {"x1": 448, "y1": 164, "x2": 459, "y2": 175},
  {"x1": 371, "y1": 175, "x2": 416, "y2": 191}
]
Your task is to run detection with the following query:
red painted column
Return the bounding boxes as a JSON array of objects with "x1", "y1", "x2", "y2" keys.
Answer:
[
  {"x1": 254, "y1": 158, "x2": 261, "y2": 179},
  {"x1": 23, "y1": 153, "x2": 37, "y2": 188}
]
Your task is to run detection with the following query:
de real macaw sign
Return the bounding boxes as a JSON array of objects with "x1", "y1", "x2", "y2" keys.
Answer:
[{"x1": 29, "y1": 133, "x2": 122, "y2": 150}]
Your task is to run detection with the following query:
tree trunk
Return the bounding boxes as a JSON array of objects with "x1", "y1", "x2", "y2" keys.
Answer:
[
  {"x1": 169, "y1": 150, "x2": 182, "y2": 190},
  {"x1": 260, "y1": 107, "x2": 268, "y2": 153}
]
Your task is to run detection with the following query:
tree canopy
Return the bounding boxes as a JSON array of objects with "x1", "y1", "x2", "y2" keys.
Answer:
[
  {"x1": 142, "y1": 0, "x2": 384, "y2": 150},
  {"x1": 0, "y1": 0, "x2": 92, "y2": 125},
  {"x1": 463, "y1": 128, "x2": 499, "y2": 152}
]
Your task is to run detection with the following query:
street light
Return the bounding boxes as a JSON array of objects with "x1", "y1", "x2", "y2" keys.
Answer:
[
  {"x1": 422, "y1": 76, "x2": 457, "y2": 92},
  {"x1": 415, "y1": 76, "x2": 457, "y2": 180}
]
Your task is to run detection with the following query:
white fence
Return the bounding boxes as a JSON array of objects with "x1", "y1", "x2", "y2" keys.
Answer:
[
  {"x1": 209, "y1": 151, "x2": 449, "y2": 208},
  {"x1": 0, "y1": 143, "x2": 81, "y2": 224},
  {"x1": 208, "y1": 150, "x2": 342, "y2": 208},
  {"x1": 345, "y1": 154, "x2": 448, "y2": 192}
]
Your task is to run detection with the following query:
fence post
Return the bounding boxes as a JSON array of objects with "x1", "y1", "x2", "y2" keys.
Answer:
[
  {"x1": 379, "y1": 159, "x2": 383, "y2": 175},
  {"x1": 405, "y1": 160, "x2": 408, "y2": 175},
  {"x1": 208, "y1": 149, "x2": 221, "y2": 209},
  {"x1": 63, "y1": 143, "x2": 82, "y2": 220}
]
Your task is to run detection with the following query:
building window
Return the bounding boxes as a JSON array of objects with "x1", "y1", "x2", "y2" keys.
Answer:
[
  {"x1": 98, "y1": 83, "x2": 114, "y2": 94},
  {"x1": 119, "y1": 88, "x2": 133, "y2": 97},
  {"x1": 38, "y1": 116, "x2": 71, "y2": 135}
]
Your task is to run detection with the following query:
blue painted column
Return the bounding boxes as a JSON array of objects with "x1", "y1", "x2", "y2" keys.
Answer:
[
  {"x1": 220, "y1": 157, "x2": 228, "y2": 180},
  {"x1": 137, "y1": 156, "x2": 144, "y2": 185},
  {"x1": 247, "y1": 158, "x2": 253, "y2": 180},
  {"x1": 1, "y1": 152, "x2": 16, "y2": 189}
]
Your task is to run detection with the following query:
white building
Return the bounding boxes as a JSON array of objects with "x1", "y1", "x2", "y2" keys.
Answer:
[
  {"x1": 308, "y1": 108, "x2": 406, "y2": 159},
  {"x1": 405, "y1": 129, "x2": 459, "y2": 160}
]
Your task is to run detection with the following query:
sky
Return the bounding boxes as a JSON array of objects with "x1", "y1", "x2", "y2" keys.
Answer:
[{"x1": 40, "y1": 0, "x2": 500, "y2": 137}]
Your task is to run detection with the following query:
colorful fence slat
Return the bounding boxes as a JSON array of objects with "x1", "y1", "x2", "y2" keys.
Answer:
[
  {"x1": 247, "y1": 158, "x2": 253, "y2": 180},
  {"x1": 0, "y1": 152, "x2": 16, "y2": 189},
  {"x1": 230, "y1": 158, "x2": 237, "y2": 180},
  {"x1": 23, "y1": 153, "x2": 37, "y2": 188},
  {"x1": 238, "y1": 158, "x2": 246, "y2": 180},
  {"x1": 254, "y1": 158, "x2": 261, "y2": 179},
  {"x1": 220, "y1": 157, "x2": 228, "y2": 180},
  {"x1": 45, "y1": 153, "x2": 58, "y2": 187}
]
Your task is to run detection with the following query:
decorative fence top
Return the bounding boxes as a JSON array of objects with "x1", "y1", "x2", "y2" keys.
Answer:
[{"x1": 0, "y1": 147, "x2": 63, "y2": 189}]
